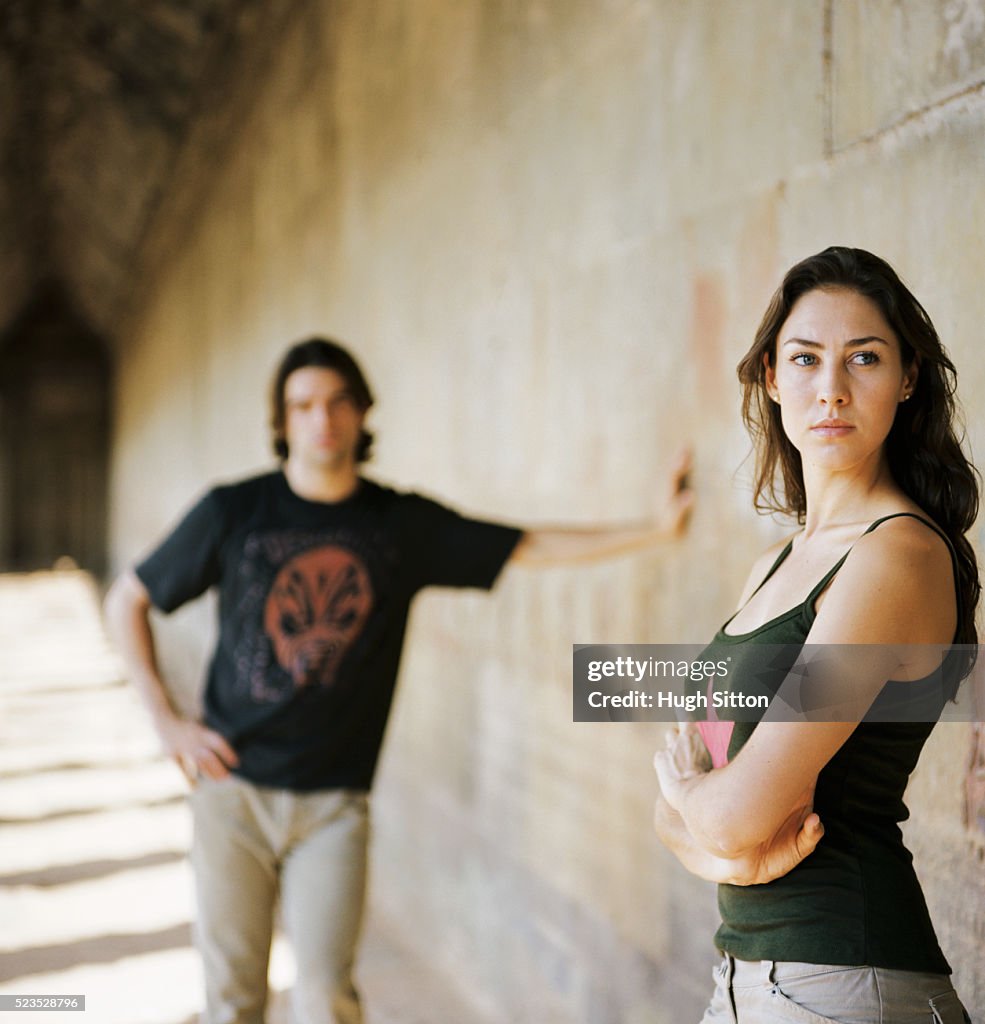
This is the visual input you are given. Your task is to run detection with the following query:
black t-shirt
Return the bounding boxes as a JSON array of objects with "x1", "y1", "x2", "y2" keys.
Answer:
[{"x1": 136, "y1": 471, "x2": 522, "y2": 791}]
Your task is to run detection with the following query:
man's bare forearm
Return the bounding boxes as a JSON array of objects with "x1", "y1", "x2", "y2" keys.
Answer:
[
  {"x1": 509, "y1": 447, "x2": 694, "y2": 566},
  {"x1": 511, "y1": 523, "x2": 676, "y2": 567},
  {"x1": 104, "y1": 569, "x2": 238, "y2": 778},
  {"x1": 104, "y1": 570, "x2": 179, "y2": 727}
]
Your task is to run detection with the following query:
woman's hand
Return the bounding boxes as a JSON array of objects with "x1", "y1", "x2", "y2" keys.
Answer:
[
  {"x1": 653, "y1": 732, "x2": 824, "y2": 885},
  {"x1": 653, "y1": 723, "x2": 710, "y2": 812},
  {"x1": 653, "y1": 788, "x2": 824, "y2": 886},
  {"x1": 717, "y1": 787, "x2": 824, "y2": 885}
]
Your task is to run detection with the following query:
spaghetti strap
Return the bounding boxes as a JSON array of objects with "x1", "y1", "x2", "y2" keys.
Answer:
[
  {"x1": 859, "y1": 511, "x2": 953, "y2": 548},
  {"x1": 719, "y1": 538, "x2": 797, "y2": 634},
  {"x1": 748, "y1": 539, "x2": 795, "y2": 600},
  {"x1": 806, "y1": 512, "x2": 959, "y2": 612},
  {"x1": 722, "y1": 512, "x2": 961, "y2": 639},
  {"x1": 862, "y1": 512, "x2": 962, "y2": 624},
  {"x1": 804, "y1": 553, "x2": 851, "y2": 607}
]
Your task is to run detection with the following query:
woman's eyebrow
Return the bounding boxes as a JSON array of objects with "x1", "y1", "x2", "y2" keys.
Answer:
[{"x1": 780, "y1": 336, "x2": 890, "y2": 348}]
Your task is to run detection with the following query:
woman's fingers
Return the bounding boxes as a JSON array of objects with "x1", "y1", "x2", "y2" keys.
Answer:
[{"x1": 796, "y1": 813, "x2": 824, "y2": 858}]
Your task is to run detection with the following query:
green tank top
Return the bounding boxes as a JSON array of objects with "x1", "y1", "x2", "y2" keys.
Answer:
[{"x1": 703, "y1": 513, "x2": 958, "y2": 971}]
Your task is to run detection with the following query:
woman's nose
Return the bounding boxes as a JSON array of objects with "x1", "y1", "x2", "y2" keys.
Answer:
[{"x1": 817, "y1": 368, "x2": 849, "y2": 406}]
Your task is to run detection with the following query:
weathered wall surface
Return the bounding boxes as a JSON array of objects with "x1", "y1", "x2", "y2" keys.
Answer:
[{"x1": 108, "y1": 2, "x2": 985, "y2": 1021}]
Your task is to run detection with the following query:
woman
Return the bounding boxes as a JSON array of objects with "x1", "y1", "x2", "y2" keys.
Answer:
[{"x1": 653, "y1": 247, "x2": 978, "y2": 1023}]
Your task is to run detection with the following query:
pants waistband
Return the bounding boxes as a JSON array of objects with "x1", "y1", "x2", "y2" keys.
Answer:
[
  {"x1": 721, "y1": 956, "x2": 862, "y2": 987},
  {"x1": 724, "y1": 958, "x2": 769, "y2": 983}
]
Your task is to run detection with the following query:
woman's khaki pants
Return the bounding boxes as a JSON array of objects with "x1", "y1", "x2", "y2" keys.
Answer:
[
  {"x1": 190, "y1": 776, "x2": 369, "y2": 1024},
  {"x1": 700, "y1": 956, "x2": 972, "y2": 1023}
]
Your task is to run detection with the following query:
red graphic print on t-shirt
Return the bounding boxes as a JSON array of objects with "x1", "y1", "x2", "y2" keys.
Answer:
[{"x1": 263, "y1": 546, "x2": 373, "y2": 689}]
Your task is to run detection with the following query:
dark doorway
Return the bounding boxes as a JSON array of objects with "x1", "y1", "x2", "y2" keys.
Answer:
[{"x1": 0, "y1": 287, "x2": 112, "y2": 576}]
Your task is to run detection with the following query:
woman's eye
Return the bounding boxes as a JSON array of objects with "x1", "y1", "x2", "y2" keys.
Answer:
[
  {"x1": 850, "y1": 351, "x2": 879, "y2": 366},
  {"x1": 791, "y1": 353, "x2": 817, "y2": 366}
]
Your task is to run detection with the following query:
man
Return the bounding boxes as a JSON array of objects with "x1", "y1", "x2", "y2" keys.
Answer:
[{"x1": 104, "y1": 337, "x2": 692, "y2": 1024}]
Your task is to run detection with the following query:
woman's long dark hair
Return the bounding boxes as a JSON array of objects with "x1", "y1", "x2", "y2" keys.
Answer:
[{"x1": 737, "y1": 246, "x2": 980, "y2": 644}]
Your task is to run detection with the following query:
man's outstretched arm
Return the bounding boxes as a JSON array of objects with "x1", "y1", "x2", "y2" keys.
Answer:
[
  {"x1": 103, "y1": 570, "x2": 238, "y2": 782},
  {"x1": 510, "y1": 448, "x2": 693, "y2": 567}
]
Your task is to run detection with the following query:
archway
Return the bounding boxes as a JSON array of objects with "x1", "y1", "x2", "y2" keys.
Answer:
[{"x1": 0, "y1": 287, "x2": 111, "y2": 575}]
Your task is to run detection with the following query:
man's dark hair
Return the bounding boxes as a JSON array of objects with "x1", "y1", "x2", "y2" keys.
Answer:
[{"x1": 270, "y1": 337, "x2": 375, "y2": 462}]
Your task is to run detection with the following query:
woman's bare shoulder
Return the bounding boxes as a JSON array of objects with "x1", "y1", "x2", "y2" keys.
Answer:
[
  {"x1": 813, "y1": 513, "x2": 956, "y2": 644},
  {"x1": 857, "y1": 511, "x2": 953, "y2": 568}
]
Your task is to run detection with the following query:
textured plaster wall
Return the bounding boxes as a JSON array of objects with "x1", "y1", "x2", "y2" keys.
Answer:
[{"x1": 108, "y1": 2, "x2": 985, "y2": 1021}]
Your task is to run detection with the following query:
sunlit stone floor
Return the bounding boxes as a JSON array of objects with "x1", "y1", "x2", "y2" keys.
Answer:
[{"x1": 0, "y1": 571, "x2": 490, "y2": 1024}]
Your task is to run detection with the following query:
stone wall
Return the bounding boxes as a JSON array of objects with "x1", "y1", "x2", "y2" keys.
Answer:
[{"x1": 108, "y1": 2, "x2": 985, "y2": 1020}]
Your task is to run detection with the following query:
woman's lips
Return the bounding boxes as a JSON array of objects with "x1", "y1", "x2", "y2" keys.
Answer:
[{"x1": 811, "y1": 419, "x2": 854, "y2": 437}]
